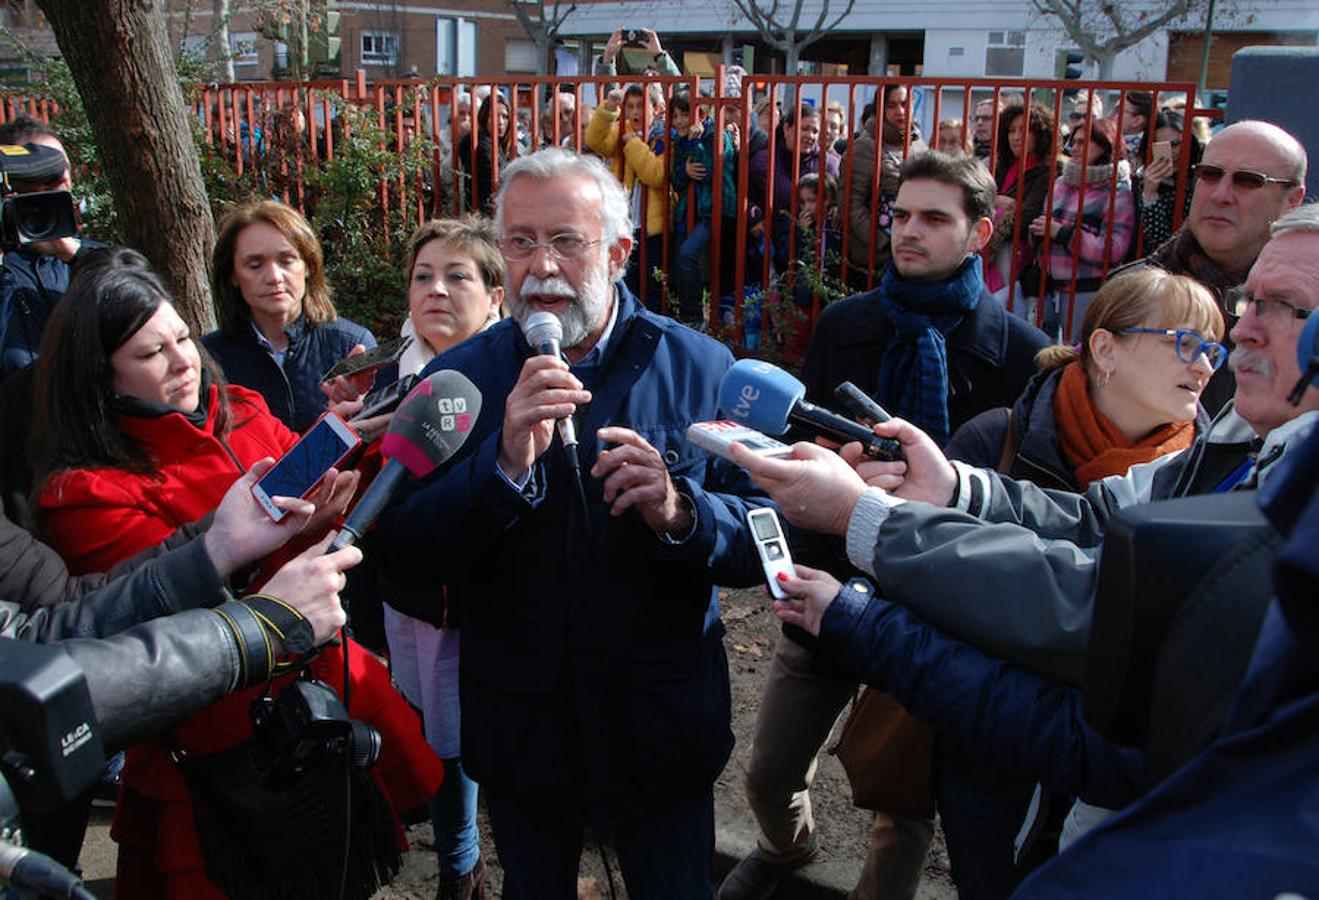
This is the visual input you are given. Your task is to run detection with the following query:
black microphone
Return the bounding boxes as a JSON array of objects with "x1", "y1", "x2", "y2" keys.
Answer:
[
  {"x1": 521, "y1": 311, "x2": 582, "y2": 472},
  {"x1": 718, "y1": 360, "x2": 904, "y2": 461},
  {"x1": 331, "y1": 369, "x2": 482, "y2": 551}
]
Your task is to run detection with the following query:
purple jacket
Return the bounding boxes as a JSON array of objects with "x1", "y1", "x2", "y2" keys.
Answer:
[{"x1": 748, "y1": 133, "x2": 840, "y2": 223}]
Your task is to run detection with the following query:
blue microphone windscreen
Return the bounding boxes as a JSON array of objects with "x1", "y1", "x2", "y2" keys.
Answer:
[
  {"x1": 718, "y1": 359, "x2": 805, "y2": 436},
  {"x1": 1298, "y1": 313, "x2": 1319, "y2": 390}
]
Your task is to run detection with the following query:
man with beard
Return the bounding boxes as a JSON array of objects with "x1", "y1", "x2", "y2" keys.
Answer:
[
  {"x1": 1113, "y1": 120, "x2": 1306, "y2": 415},
  {"x1": 380, "y1": 148, "x2": 768, "y2": 897},
  {"x1": 721, "y1": 151, "x2": 1048, "y2": 900}
]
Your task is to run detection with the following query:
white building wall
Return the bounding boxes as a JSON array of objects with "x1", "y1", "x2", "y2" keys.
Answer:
[{"x1": 559, "y1": 0, "x2": 1317, "y2": 83}]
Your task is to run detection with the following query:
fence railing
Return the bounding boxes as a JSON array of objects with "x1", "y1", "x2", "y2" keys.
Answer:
[{"x1": 1, "y1": 69, "x2": 1221, "y2": 354}]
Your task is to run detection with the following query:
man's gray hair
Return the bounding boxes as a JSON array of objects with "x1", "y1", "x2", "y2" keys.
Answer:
[
  {"x1": 1270, "y1": 203, "x2": 1319, "y2": 239},
  {"x1": 493, "y1": 147, "x2": 634, "y2": 248}
]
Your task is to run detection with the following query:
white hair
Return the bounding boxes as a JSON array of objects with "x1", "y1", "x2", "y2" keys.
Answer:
[
  {"x1": 493, "y1": 147, "x2": 634, "y2": 251},
  {"x1": 1270, "y1": 203, "x2": 1319, "y2": 239}
]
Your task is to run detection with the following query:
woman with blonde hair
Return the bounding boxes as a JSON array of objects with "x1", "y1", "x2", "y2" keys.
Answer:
[
  {"x1": 374, "y1": 216, "x2": 504, "y2": 900},
  {"x1": 856, "y1": 266, "x2": 1226, "y2": 896},
  {"x1": 947, "y1": 265, "x2": 1225, "y2": 490},
  {"x1": 936, "y1": 117, "x2": 973, "y2": 156}
]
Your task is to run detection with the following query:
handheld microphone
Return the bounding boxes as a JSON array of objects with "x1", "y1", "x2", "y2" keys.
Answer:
[
  {"x1": 522, "y1": 311, "x2": 582, "y2": 471},
  {"x1": 0, "y1": 842, "x2": 93, "y2": 899},
  {"x1": 718, "y1": 360, "x2": 904, "y2": 461},
  {"x1": 331, "y1": 369, "x2": 482, "y2": 550},
  {"x1": 1287, "y1": 312, "x2": 1319, "y2": 405}
]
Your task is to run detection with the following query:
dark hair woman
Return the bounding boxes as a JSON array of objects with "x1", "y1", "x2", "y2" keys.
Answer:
[
  {"x1": 205, "y1": 199, "x2": 377, "y2": 433},
  {"x1": 1028, "y1": 115, "x2": 1136, "y2": 340},
  {"x1": 985, "y1": 102, "x2": 1059, "y2": 304},
  {"x1": 458, "y1": 92, "x2": 517, "y2": 214},
  {"x1": 1135, "y1": 107, "x2": 1205, "y2": 250},
  {"x1": 33, "y1": 247, "x2": 443, "y2": 900}
]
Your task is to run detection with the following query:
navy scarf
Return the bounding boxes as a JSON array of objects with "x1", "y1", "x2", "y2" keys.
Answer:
[{"x1": 873, "y1": 255, "x2": 983, "y2": 446}]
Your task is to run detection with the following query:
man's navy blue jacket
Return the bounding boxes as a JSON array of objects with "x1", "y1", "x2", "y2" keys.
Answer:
[{"x1": 381, "y1": 287, "x2": 769, "y2": 804}]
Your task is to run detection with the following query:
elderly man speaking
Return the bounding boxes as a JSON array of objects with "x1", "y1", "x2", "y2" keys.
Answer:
[{"x1": 381, "y1": 148, "x2": 767, "y2": 898}]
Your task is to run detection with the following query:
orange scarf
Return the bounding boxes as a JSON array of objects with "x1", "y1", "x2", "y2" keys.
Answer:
[{"x1": 1053, "y1": 362, "x2": 1195, "y2": 489}]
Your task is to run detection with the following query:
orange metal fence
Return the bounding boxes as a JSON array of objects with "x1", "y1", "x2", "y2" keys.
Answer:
[{"x1": 1, "y1": 69, "x2": 1222, "y2": 350}]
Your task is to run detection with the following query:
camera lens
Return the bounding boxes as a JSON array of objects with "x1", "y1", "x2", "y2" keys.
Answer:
[
  {"x1": 346, "y1": 720, "x2": 382, "y2": 770},
  {"x1": 18, "y1": 202, "x2": 57, "y2": 240}
]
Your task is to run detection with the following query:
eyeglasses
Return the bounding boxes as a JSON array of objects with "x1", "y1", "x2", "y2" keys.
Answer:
[
  {"x1": 1228, "y1": 289, "x2": 1313, "y2": 322},
  {"x1": 972, "y1": 114, "x2": 993, "y2": 122},
  {"x1": 1192, "y1": 163, "x2": 1296, "y2": 190},
  {"x1": 1121, "y1": 328, "x2": 1228, "y2": 371},
  {"x1": 499, "y1": 234, "x2": 602, "y2": 260}
]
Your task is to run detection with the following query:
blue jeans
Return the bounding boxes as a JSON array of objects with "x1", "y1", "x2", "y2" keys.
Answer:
[
  {"x1": 430, "y1": 756, "x2": 481, "y2": 878},
  {"x1": 675, "y1": 221, "x2": 712, "y2": 322},
  {"x1": 485, "y1": 785, "x2": 716, "y2": 899}
]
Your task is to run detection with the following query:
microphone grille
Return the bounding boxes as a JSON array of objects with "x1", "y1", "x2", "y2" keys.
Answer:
[{"x1": 523, "y1": 311, "x2": 562, "y2": 348}]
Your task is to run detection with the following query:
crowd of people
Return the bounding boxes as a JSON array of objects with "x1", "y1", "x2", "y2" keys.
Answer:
[{"x1": 0, "y1": 45, "x2": 1316, "y2": 900}]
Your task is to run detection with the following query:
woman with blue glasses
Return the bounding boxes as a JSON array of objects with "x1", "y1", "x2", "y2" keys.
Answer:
[
  {"x1": 947, "y1": 266, "x2": 1224, "y2": 493},
  {"x1": 921, "y1": 266, "x2": 1224, "y2": 892}
]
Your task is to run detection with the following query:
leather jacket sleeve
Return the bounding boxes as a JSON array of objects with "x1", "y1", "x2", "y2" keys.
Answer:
[
  {"x1": 27, "y1": 598, "x2": 287, "y2": 752},
  {"x1": 0, "y1": 527, "x2": 224, "y2": 642}
]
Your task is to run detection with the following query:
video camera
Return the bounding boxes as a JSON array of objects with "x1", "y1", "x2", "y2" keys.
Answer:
[{"x1": 0, "y1": 142, "x2": 78, "y2": 252}]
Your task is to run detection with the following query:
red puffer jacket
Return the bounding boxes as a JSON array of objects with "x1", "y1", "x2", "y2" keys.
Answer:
[{"x1": 38, "y1": 384, "x2": 443, "y2": 898}]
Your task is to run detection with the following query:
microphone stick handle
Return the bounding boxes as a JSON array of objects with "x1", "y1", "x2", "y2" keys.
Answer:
[
  {"x1": 329, "y1": 460, "x2": 408, "y2": 552},
  {"x1": 793, "y1": 401, "x2": 904, "y2": 461}
]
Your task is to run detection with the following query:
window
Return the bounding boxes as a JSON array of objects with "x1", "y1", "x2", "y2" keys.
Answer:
[
  {"x1": 179, "y1": 35, "x2": 207, "y2": 63},
  {"x1": 436, "y1": 17, "x2": 477, "y2": 76},
  {"x1": 361, "y1": 31, "x2": 399, "y2": 66},
  {"x1": 504, "y1": 38, "x2": 538, "y2": 74},
  {"x1": 985, "y1": 30, "x2": 1025, "y2": 77},
  {"x1": 230, "y1": 32, "x2": 259, "y2": 67}
]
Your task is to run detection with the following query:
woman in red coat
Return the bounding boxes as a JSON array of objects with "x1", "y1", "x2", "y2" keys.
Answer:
[{"x1": 33, "y1": 248, "x2": 443, "y2": 899}]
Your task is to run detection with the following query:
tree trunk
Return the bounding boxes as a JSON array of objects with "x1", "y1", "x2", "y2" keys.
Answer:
[
  {"x1": 784, "y1": 43, "x2": 802, "y2": 105},
  {"x1": 36, "y1": 0, "x2": 217, "y2": 334},
  {"x1": 1098, "y1": 54, "x2": 1116, "y2": 80},
  {"x1": 213, "y1": 0, "x2": 235, "y2": 83}
]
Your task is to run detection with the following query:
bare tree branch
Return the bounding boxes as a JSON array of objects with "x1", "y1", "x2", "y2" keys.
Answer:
[{"x1": 1035, "y1": 0, "x2": 1206, "y2": 71}]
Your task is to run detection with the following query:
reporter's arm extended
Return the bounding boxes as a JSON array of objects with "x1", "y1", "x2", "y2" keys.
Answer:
[{"x1": 816, "y1": 577, "x2": 1142, "y2": 808}]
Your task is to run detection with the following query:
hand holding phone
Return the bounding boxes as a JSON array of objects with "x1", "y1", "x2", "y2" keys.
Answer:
[
  {"x1": 1151, "y1": 140, "x2": 1173, "y2": 164},
  {"x1": 748, "y1": 507, "x2": 795, "y2": 600},
  {"x1": 320, "y1": 335, "x2": 413, "y2": 383},
  {"x1": 251, "y1": 413, "x2": 362, "y2": 522}
]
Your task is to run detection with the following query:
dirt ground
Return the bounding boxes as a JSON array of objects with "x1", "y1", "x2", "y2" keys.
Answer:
[{"x1": 374, "y1": 585, "x2": 957, "y2": 899}]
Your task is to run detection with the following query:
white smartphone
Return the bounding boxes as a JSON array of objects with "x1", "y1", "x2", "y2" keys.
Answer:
[
  {"x1": 250, "y1": 412, "x2": 361, "y2": 522},
  {"x1": 1152, "y1": 140, "x2": 1173, "y2": 164},
  {"x1": 747, "y1": 507, "x2": 795, "y2": 600}
]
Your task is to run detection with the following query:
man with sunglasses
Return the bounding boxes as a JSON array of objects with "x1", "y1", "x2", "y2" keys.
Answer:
[{"x1": 1114, "y1": 120, "x2": 1306, "y2": 414}]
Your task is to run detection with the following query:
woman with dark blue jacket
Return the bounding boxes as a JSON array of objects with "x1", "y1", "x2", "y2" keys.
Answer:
[{"x1": 204, "y1": 200, "x2": 375, "y2": 433}]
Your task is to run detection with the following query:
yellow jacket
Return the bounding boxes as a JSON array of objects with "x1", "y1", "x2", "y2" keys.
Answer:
[{"x1": 585, "y1": 104, "x2": 672, "y2": 237}]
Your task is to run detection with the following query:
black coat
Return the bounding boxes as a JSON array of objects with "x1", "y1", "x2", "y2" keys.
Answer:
[
  {"x1": 945, "y1": 366, "x2": 1077, "y2": 489},
  {"x1": 800, "y1": 277, "x2": 1051, "y2": 441},
  {"x1": 203, "y1": 315, "x2": 375, "y2": 433}
]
